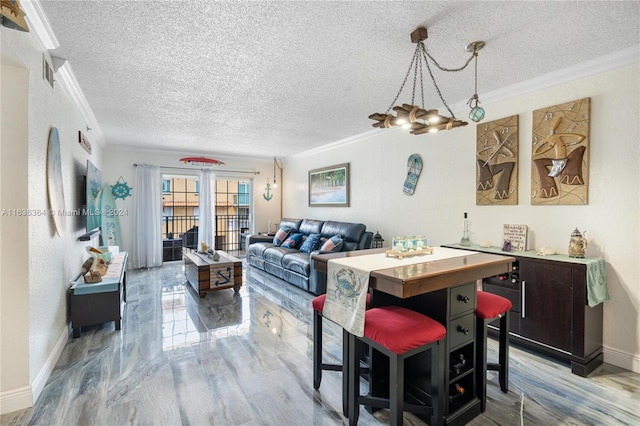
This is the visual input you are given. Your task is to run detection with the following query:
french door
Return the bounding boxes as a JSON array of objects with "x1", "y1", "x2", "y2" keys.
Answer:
[{"x1": 160, "y1": 175, "x2": 253, "y2": 260}]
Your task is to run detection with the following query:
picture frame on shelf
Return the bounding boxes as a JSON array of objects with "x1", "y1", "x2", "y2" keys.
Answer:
[
  {"x1": 308, "y1": 163, "x2": 350, "y2": 207},
  {"x1": 502, "y1": 224, "x2": 528, "y2": 252}
]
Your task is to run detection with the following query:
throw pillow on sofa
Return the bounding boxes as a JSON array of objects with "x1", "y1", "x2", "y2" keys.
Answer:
[
  {"x1": 273, "y1": 227, "x2": 291, "y2": 246},
  {"x1": 320, "y1": 235, "x2": 343, "y2": 252},
  {"x1": 299, "y1": 233, "x2": 322, "y2": 253},
  {"x1": 281, "y1": 233, "x2": 304, "y2": 248}
]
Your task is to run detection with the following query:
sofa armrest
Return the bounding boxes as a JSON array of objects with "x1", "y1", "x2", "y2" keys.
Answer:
[
  {"x1": 358, "y1": 231, "x2": 374, "y2": 250},
  {"x1": 247, "y1": 234, "x2": 273, "y2": 246}
]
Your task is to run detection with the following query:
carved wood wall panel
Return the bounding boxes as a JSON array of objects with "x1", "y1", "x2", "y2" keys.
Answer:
[
  {"x1": 531, "y1": 98, "x2": 590, "y2": 205},
  {"x1": 476, "y1": 115, "x2": 519, "y2": 205}
]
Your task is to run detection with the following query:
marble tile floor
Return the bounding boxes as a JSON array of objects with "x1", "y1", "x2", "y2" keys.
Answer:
[{"x1": 3, "y1": 261, "x2": 639, "y2": 426}]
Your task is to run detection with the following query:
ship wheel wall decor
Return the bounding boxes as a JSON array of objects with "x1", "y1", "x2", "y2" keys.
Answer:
[
  {"x1": 476, "y1": 115, "x2": 519, "y2": 205},
  {"x1": 531, "y1": 98, "x2": 590, "y2": 205},
  {"x1": 111, "y1": 176, "x2": 132, "y2": 200}
]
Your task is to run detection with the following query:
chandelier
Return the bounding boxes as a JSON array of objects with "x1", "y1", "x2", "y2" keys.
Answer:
[
  {"x1": 1, "y1": 0, "x2": 29, "y2": 32},
  {"x1": 369, "y1": 27, "x2": 485, "y2": 135}
]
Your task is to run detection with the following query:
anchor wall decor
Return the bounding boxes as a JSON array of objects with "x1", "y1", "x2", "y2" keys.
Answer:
[{"x1": 263, "y1": 180, "x2": 273, "y2": 201}]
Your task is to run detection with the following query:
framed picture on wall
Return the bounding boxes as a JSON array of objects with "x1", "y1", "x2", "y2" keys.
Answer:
[{"x1": 308, "y1": 163, "x2": 350, "y2": 207}]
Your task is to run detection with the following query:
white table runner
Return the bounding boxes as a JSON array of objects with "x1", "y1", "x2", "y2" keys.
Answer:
[{"x1": 323, "y1": 247, "x2": 477, "y2": 337}]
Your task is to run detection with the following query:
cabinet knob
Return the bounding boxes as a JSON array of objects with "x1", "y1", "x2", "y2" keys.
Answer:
[
  {"x1": 457, "y1": 325, "x2": 470, "y2": 335},
  {"x1": 457, "y1": 294, "x2": 470, "y2": 303}
]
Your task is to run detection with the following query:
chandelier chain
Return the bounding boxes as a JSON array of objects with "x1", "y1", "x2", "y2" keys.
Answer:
[
  {"x1": 421, "y1": 43, "x2": 476, "y2": 73},
  {"x1": 418, "y1": 55, "x2": 425, "y2": 109},
  {"x1": 473, "y1": 51, "x2": 478, "y2": 94},
  {"x1": 420, "y1": 45, "x2": 456, "y2": 118},
  {"x1": 467, "y1": 52, "x2": 481, "y2": 108},
  {"x1": 385, "y1": 46, "x2": 419, "y2": 114},
  {"x1": 411, "y1": 49, "x2": 419, "y2": 105}
]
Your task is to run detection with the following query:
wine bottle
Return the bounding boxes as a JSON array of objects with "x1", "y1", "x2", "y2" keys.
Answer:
[{"x1": 460, "y1": 213, "x2": 471, "y2": 246}]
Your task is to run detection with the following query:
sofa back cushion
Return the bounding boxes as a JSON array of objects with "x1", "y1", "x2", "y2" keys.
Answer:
[
  {"x1": 299, "y1": 219, "x2": 325, "y2": 235},
  {"x1": 278, "y1": 218, "x2": 303, "y2": 233},
  {"x1": 320, "y1": 221, "x2": 366, "y2": 251}
]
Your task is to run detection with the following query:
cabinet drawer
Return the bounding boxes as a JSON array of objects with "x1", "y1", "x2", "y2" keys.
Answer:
[
  {"x1": 449, "y1": 314, "x2": 475, "y2": 349},
  {"x1": 450, "y1": 283, "x2": 476, "y2": 317}
]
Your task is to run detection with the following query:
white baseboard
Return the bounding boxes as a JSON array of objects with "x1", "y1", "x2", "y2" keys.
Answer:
[
  {"x1": 0, "y1": 325, "x2": 69, "y2": 415},
  {"x1": 31, "y1": 325, "x2": 69, "y2": 402},
  {"x1": 603, "y1": 345, "x2": 640, "y2": 374},
  {"x1": 0, "y1": 385, "x2": 32, "y2": 415}
]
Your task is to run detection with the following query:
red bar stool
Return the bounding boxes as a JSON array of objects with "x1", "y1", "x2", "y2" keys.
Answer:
[
  {"x1": 347, "y1": 306, "x2": 446, "y2": 426},
  {"x1": 312, "y1": 294, "x2": 370, "y2": 416},
  {"x1": 475, "y1": 290, "x2": 512, "y2": 412}
]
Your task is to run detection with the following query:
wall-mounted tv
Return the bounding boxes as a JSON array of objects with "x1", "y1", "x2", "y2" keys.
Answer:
[{"x1": 71, "y1": 160, "x2": 87, "y2": 232}]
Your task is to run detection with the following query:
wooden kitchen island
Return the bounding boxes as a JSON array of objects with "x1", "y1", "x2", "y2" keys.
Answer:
[
  {"x1": 184, "y1": 251, "x2": 242, "y2": 297},
  {"x1": 312, "y1": 247, "x2": 514, "y2": 426}
]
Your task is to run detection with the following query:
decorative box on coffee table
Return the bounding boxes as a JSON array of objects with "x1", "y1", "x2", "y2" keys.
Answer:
[{"x1": 184, "y1": 250, "x2": 242, "y2": 297}]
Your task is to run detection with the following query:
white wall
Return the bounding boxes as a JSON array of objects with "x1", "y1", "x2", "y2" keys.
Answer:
[
  {"x1": 283, "y1": 64, "x2": 640, "y2": 372},
  {"x1": 102, "y1": 148, "x2": 281, "y2": 265},
  {"x1": 1, "y1": 27, "x2": 104, "y2": 413},
  {"x1": 1, "y1": 64, "x2": 31, "y2": 411}
]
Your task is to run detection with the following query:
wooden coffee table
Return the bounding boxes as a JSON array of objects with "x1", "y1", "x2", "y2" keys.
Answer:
[{"x1": 184, "y1": 250, "x2": 242, "y2": 297}]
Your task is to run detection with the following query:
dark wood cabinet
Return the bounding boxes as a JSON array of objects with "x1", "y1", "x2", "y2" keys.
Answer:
[
  {"x1": 443, "y1": 244, "x2": 604, "y2": 377},
  {"x1": 519, "y1": 260, "x2": 573, "y2": 352}
]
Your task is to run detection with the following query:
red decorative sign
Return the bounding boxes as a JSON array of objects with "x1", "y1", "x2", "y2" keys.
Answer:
[{"x1": 179, "y1": 157, "x2": 225, "y2": 167}]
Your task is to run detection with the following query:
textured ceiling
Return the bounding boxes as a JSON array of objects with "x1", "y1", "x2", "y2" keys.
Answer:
[{"x1": 39, "y1": 1, "x2": 639, "y2": 159}]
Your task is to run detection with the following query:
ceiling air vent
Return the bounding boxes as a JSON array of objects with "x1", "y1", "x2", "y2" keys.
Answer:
[{"x1": 42, "y1": 54, "x2": 54, "y2": 89}]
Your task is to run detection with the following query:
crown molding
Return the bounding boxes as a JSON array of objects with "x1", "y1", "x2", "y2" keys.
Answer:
[
  {"x1": 20, "y1": 0, "x2": 58, "y2": 50},
  {"x1": 22, "y1": 0, "x2": 105, "y2": 147},
  {"x1": 54, "y1": 62, "x2": 105, "y2": 147},
  {"x1": 288, "y1": 127, "x2": 398, "y2": 160},
  {"x1": 448, "y1": 45, "x2": 640, "y2": 113}
]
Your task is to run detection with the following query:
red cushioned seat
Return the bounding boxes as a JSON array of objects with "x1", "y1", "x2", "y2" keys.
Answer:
[
  {"x1": 364, "y1": 306, "x2": 446, "y2": 354},
  {"x1": 312, "y1": 294, "x2": 326, "y2": 312},
  {"x1": 348, "y1": 306, "x2": 446, "y2": 426},
  {"x1": 476, "y1": 290, "x2": 512, "y2": 319}
]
